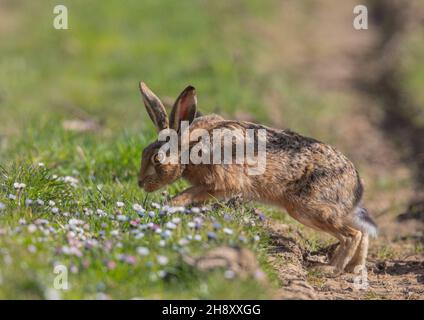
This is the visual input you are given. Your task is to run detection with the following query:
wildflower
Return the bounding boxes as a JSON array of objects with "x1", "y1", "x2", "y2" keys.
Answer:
[
  {"x1": 13, "y1": 182, "x2": 26, "y2": 189},
  {"x1": 51, "y1": 207, "x2": 59, "y2": 214},
  {"x1": 223, "y1": 214, "x2": 232, "y2": 221},
  {"x1": 187, "y1": 222, "x2": 196, "y2": 229},
  {"x1": 194, "y1": 234, "x2": 202, "y2": 241},
  {"x1": 136, "y1": 247, "x2": 149, "y2": 256},
  {"x1": 38, "y1": 162, "x2": 45, "y2": 167},
  {"x1": 18, "y1": 218, "x2": 26, "y2": 225},
  {"x1": 193, "y1": 217, "x2": 203, "y2": 229},
  {"x1": 110, "y1": 230, "x2": 119, "y2": 237},
  {"x1": 171, "y1": 217, "x2": 181, "y2": 224},
  {"x1": 161, "y1": 230, "x2": 172, "y2": 239},
  {"x1": 190, "y1": 207, "x2": 201, "y2": 214},
  {"x1": 96, "y1": 282, "x2": 106, "y2": 292},
  {"x1": 151, "y1": 202, "x2": 161, "y2": 209},
  {"x1": 134, "y1": 232, "x2": 145, "y2": 240},
  {"x1": 8, "y1": 194, "x2": 16, "y2": 200},
  {"x1": 223, "y1": 228, "x2": 233, "y2": 235},
  {"x1": 224, "y1": 269, "x2": 236, "y2": 279},
  {"x1": 85, "y1": 239, "x2": 98, "y2": 249},
  {"x1": 158, "y1": 240, "x2": 166, "y2": 247},
  {"x1": 178, "y1": 238, "x2": 189, "y2": 246},
  {"x1": 70, "y1": 265, "x2": 79, "y2": 274},
  {"x1": 107, "y1": 260, "x2": 116, "y2": 270},
  {"x1": 48, "y1": 200, "x2": 56, "y2": 206},
  {"x1": 68, "y1": 219, "x2": 83, "y2": 226},
  {"x1": 116, "y1": 201, "x2": 124, "y2": 208},
  {"x1": 61, "y1": 245, "x2": 82, "y2": 257},
  {"x1": 165, "y1": 222, "x2": 177, "y2": 230},
  {"x1": 253, "y1": 235, "x2": 260, "y2": 242},
  {"x1": 207, "y1": 232, "x2": 217, "y2": 240},
  {"x1": 157, "y1": 255, "x2": 169, "y2": 266},
  {"x1": 132, "y1": 203, "x2": 144, "y2": 213},
  {"x1": 27, "y1": 245, "x2": 37, "y2": 253},
  {"x1": 35, "y1": 219, "x2": 49, "y2": 225},
  {"x1": 125, "y1": 255, "x2": 137, "y2": 265},
  {"x1": 167, "y1": 206, "x2": 185, "y2": 214},
  {"x1": 130, "y1": 219, "x2": 140, "y2": 227},
  {"x1": 25, "y1": 199, "x2": 33, "y2": 206},
  {"x1": 117, "y1": 215, "x2": 128, "y2": 222},
  {"x1": 0, "y1": 202, "x2": 5, "y2": 211},
  {"x1": 158, "y1": 270, "x2": 167, "y2": 278},
  {"x1": 254, "y1": 208, "x2": 266, "y2": 221},
  {"x1": 213, "y1": 222, "x2": 222, "y2": 230},
  {"x1": 239, "y1": 236, "x2": 247, "y2": 243},
  {"x1": 83, "y1": 208, "x2": 93, "y2": 216},
  {"x1": 148, "y1": 211, "x2": 155, "y2": 218},
  {"x1": 36, "y1": 199, "x2": 44, "y2": 206},
  {"x1": 63, "y1": 176, "x2": 78, "y2": 187},
  {"x1": 27, "y1": 224, "x2": 37, "y2": 233}
]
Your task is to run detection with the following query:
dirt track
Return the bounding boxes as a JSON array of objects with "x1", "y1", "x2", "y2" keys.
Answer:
[{"x1": 248, "y1": 0, "x2": 424, "y2": 299}]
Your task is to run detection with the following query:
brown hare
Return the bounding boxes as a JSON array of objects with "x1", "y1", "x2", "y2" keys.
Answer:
[{"x1": 137, "y1": 82, "x2": 377, "y2": 275}]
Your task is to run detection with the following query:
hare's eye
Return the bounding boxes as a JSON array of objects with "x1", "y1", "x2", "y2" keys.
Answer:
[{"x1": 151, "y1": 152, "x2": 163, "y2": 165}]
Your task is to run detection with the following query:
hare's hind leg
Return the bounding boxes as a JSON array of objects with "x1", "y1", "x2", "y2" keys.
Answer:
[
  {"x1": 330, "y1": 227, "x2": 362, "y2": 273},
  {"x1": 345, "y1": 232, "x2": 369, "y2": 273},
  {"x1": 284, "y1": 201, "x2": 361, "y2": 274},
  {"x1": 329, "y1": 237, "x2": 345, "y2": 266}
]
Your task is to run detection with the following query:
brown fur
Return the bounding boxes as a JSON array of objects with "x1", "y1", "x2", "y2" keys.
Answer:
[{"x1": 137, "y1": 82, "x2": 377, "y2": 275}]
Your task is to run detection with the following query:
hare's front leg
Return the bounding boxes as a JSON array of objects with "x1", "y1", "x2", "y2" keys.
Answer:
[{"x1": 170, "y1": 186, "x2": 223, "y2": 206}]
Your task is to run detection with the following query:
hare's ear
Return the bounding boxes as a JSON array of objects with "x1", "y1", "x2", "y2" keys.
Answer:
[
  {"x1": 139, "y1": 82, "x2": 169, "y2": 132},
  {"x1": 169, "y1": 85, "x2": 197, "y2": 132}
]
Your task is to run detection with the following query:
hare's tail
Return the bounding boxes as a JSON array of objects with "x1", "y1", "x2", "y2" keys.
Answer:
[{"x1": 353, "y1": 206, "x2": 378, "y2": 238}]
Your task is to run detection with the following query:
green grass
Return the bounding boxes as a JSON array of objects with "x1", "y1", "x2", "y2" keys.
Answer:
[
  {"x1": 2, "y1": 0, "x2": 423, "y2": 300},
  {"x1": 0, "y1": 0, "x2": 283, "y2": 299},
  {"x1": 0, "y1": 162, "x2": 272, "y2": 299}
]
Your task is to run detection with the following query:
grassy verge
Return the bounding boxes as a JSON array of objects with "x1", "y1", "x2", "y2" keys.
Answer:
[{"x1": 0, "y1": 0, "x2": 282, "y2": 299}]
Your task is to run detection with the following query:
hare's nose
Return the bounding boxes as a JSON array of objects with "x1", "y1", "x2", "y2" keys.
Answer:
[{"x1": 138, "y1": 179, "x2": 144, "y2": 188}]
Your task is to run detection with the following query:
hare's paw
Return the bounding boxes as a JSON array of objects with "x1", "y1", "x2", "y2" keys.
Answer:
[
  {"x1": 170, "y1": 194, "x2": 192, "y2": 207},
  {"x1": 345, "y1": 263, "x2": 366, "y2": 274}
]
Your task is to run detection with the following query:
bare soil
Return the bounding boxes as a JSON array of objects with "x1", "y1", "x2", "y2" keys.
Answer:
[{"x1": 249, "y1": 0, "x2": 424, "y2": 299}]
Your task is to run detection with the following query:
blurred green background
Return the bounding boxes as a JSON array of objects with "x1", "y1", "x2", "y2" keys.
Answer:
[{"x1": 0, "y1": 0, "x2": 423, "y2": 299}]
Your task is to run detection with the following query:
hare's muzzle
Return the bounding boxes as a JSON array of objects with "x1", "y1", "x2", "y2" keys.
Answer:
[{"x1": 138, "y1": 179, "x2": 145, "y2": 188}]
